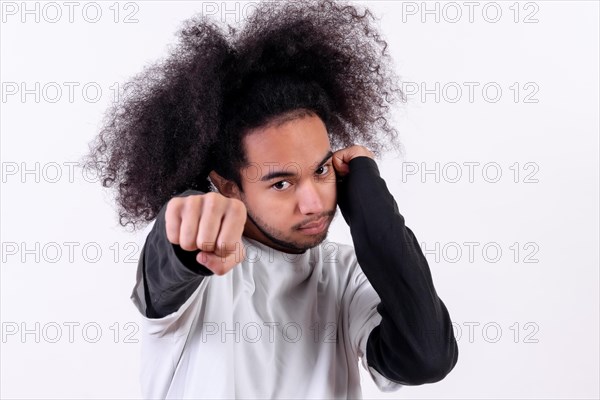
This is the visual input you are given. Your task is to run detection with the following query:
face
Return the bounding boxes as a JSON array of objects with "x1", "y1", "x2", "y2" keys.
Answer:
[{"x1": 233, "y1": 114, "x2": 337, "y2": 253}]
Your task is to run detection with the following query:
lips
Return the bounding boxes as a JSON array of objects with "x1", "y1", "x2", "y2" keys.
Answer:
[
  {"x1": 297, "y1": 216, "x2": 329, "y2": 235},
  {"x1": 299, "y1": 217, "x2": 327, "y2": 229}
]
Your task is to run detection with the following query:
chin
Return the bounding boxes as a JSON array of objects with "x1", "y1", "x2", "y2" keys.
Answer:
[
  {"x1": 295, "y1": 230, "x2": 330, "y2": 250},
  {"x1": 268, "y1": 230, "x2": 329, "y2": 253},
  {"x1": 246, "y1": 210, "x2": 333, "y2": 253}
]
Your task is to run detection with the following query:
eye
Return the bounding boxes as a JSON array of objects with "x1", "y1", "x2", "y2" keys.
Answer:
[
  {"x1": 315, "y1": 164, "x2": 330, "y2": 177},
  {"x1": 272, "y1": 180, "x2": 291, "y2": 191}
]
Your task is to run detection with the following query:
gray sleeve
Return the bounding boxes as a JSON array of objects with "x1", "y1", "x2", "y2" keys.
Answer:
[{"x1": 140, "y1": 189, "x2": 214, "y2": 319}]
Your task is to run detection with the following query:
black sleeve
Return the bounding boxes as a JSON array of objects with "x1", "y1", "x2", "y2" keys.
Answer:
[
  {"x1": 337, "y1": 157, "x2": 458, "y2": 385},
  {"x1": 141, "y1": 189, "x2": 214, "y2": 319}
]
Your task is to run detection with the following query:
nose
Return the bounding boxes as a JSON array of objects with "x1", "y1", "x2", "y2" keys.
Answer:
[{"x1": 297, "y1": 180, "x2": 325, "y2": 215}]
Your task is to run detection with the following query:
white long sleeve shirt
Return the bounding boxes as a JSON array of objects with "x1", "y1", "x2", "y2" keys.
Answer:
[{"x1": 131, "y1": 236, "x2": 402, "y2": 399}]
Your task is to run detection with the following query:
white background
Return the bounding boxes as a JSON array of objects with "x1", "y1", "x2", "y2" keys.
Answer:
[{"x1": 1, "y1": 1, "x2": 598, "y2": 398}]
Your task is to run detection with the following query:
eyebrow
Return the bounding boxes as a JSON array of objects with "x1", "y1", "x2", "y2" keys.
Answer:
[{"x1": 260, "y1": 150, "x2": 333, "y2": 182}]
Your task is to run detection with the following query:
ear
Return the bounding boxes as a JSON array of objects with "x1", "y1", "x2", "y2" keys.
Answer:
[{"x1": 208, "y1": 171, "x2": 241, "y2": 199}]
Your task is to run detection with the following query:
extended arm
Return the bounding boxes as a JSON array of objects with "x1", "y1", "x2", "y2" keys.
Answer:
[
  {"x1": 337, "y1": 157, "x2": 458, "y2": 385},
  {"x1": 141, "y1": 190, "x2": 214, "y2": 319}
]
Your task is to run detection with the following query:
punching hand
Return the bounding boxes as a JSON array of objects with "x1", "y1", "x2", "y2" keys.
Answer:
[{"x1": 165, "y1": 192, "x2": 247, "y2": 275}]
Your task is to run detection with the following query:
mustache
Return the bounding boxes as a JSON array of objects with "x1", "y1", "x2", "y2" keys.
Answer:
[{"x1": 292, "y1": 209, "x2": 337, "y2": 230}]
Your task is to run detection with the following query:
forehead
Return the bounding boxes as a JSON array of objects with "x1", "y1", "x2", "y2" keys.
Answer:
[{"x1": 242, "y1": 115, "x2": 331, "y2": 170}]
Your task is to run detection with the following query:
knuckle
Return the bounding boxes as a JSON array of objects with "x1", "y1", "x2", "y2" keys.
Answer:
[
  {"x1": 165, "y1": 224, "x2": 180, "y2": 245},
  {"x1": 201, "y1": 192, "x2": 223, "y2": 213},
  {"x1": 166, "y1": 199, "x2": 182, "y2": 218},
  {"x1": 229, "y1": 199, "x2": 247, "y2": 218},
  {"x1": 182, "y1": 195, "x2": 202, "y2": 211},
  {"x1": 165, "y1": 229, "x2": 179, "y2": 244},
  {"x1": 180, "y1": 231, "x2": 198, "y2": 251},
  {"x1": 165, "y1": 219, "x2": 179, "y2": 242},
  {"x1": 202, "y1": 191, "x2": 221, "y2": 203},
  {"x1": 167, "y1": 196, "x2": 183, "y2": 208},
  {"x1": 179, "y1": 239, "x2": 196, "y2": 251},
  {"x1": 203, "y1": 201, "x2": 218, "y2": 215}
]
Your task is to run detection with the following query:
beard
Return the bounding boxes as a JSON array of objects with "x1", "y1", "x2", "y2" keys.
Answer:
[{"x1": 244, "y1": 207, "x2": 337, "y2": 253}]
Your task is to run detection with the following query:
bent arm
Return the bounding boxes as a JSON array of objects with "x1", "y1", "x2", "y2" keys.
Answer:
[
  {"x1": 141, "y1": 190, "x2": 214, "y2": 319},
  {"x1": 338, "y1": 157, "x2": 458, "y2": 385}
]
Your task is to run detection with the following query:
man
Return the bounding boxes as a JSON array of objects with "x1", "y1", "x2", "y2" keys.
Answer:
[{"x1": 86, "y1": 0, "x2": 458, "y2": 398}]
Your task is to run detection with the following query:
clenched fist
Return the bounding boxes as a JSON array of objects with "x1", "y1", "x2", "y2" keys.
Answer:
[
  {"x1": 332, "y1": 145, "x2": 375, "y2": 177},
  {"x1": 165, "y1": 192, "x2": 247, "y2": 275}
]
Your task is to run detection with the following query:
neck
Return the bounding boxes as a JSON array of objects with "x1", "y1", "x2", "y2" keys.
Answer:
[{"x1": 243, "y1": 215, "x2": 306, "y2": 255}]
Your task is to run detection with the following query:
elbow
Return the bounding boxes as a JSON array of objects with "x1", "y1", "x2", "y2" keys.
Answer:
[
  {"x1": 404, "y1": 340, "x2": 459, "y2": 385},
  {"x1": 410, "y1": 351, "x2": 458, "y2": 384},
  {"x1": 369, "y1": 338, "x2": 459, "y2": 385}
]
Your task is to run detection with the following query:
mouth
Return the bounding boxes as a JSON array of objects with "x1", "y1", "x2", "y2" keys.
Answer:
[{"x1": 297, "y1": 216, "x2": 330, "y2": 235}]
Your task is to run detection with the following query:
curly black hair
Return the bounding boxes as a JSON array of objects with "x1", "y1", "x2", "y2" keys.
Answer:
[{"x1": 84, "y1": 0, "x2": 403, "y2": 229}]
